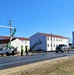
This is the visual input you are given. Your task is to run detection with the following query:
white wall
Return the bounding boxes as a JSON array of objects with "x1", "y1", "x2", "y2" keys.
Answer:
[
  {"x1": 30, "y1": 33, "x2": 46, "y2": 51},
  {"x1": 30, "y1": 33, "x2": 68, "y2": 52},
  {"x1": 46, "y1": 37, "x2": 68, "y2": 51},
  {"x1": 11, "y1": 39, "x2": 30, "y2": 52},
  {"x1": 22, "y1": 40, "x2": 30, "y2": 51}
]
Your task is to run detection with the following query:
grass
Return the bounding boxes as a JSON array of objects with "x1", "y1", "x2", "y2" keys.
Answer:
[
  {"x1": 9, "y1": 57, "x2": 74, "y2": 75},
  {"x1": 1, "y1": 57, "x2": 74, "y2": 75}
]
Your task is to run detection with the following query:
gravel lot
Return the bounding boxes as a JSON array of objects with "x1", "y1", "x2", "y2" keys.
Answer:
[{"x1": 0, "y1": 55, "x2": 74, "y2": 75}]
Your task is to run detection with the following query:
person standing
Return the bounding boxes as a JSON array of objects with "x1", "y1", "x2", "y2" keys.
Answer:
[
  {"x1": 25, "y1": 46, "x2": 28, "y2": 56},
  {"x1": 21, "y1": 46, "x2": 24, "y2": 56}
]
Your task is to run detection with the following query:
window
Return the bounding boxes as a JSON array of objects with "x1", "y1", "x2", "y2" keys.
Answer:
[
  {"x1": 51, "y1": 38, "x2": 53, "y2": 41},
  {"x1": 48, "y1": 44, "x2": 49, "y2": 47},
  {"x1": 53, "y1": 38, "x2": 55, "y2": 41},
  {"x1": 56, "y1": 39, "x2": 57, "y2": 41},
  {"x1": 54, "y1": 44, "x2": 55, "y2": 47},
  {"x1": 59, "y1": 39, "x2": 60, "y2": 41},
  {"x1": 25, "y1": 41, "x2": 27, "y2": 43},
  {"x1": 61, "y1": 39, "x2": 62, "y2": 41},
  {"x1": 51, "y1": 44, "x2": 52, "y2": 47},
  {"x1": 47, "y1": 37, "x2": 49, "y2": 40}
]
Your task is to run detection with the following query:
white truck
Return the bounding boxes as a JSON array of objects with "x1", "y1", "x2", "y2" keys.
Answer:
[
  {"x1": 0, "y1": 47, "x2": 17, "y2": 56},
  {"x1": 0, "y1": 25, "x2": 17, "y2": 56}
]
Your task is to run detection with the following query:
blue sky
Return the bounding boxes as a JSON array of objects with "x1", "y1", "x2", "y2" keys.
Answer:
[{"x1": 0, "y1": 0, "x2": 74, "y2": 39}]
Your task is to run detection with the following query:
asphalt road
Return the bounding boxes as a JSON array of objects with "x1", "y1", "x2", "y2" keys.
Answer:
[{"x1": 0, "y1": 51, "x2": 74, "y2": 70}]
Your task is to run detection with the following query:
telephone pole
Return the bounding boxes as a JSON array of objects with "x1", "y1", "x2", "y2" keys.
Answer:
[
  {"x1": 9, "y1": 20, "x2": 12, "y2": 37},
  {"x1": 8, "y1": 20, "x2": 12, "y2": 47}
]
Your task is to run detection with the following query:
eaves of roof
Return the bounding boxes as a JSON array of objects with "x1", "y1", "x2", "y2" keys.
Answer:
[
  {"x1": 0, "y1": 36, "x2": 30, "y2": 41},
  {"x1": 38, "y1": 32, "x2": 67, "y2": 39}
]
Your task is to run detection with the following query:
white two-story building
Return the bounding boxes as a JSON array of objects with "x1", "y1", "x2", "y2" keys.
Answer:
[{"x1": 30, "y1": 32, "x2": 68, "y2": 51}]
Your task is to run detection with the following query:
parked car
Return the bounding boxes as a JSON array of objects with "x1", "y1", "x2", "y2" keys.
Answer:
[{"x1": 56, "y1": 44, "x2": 70, "y2": 53}]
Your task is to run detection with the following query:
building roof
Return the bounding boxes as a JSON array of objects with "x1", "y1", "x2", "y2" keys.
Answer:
[
  {"x1": 38, "y1": 32, "x2": 67, "y2": 39},
  {"x1": 16, "y1": 37, "x2": 30, "y2": 40},
  {"x1": 0, "y1": 36, "x2": 29, "y2": 44},
  {"x1": 0, "y1": 39, "x2": 9, "y2": 44},
  {"x1": 0, "y1": 36, "x2": 29, "y2": 41}
]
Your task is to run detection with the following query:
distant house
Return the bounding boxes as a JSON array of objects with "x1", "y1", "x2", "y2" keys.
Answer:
[
  {"x1": 30, "y1": 32, "x2": 68, "y2": 51},
  {"x1": 0, "y1": 36, "x2": 30, "y2": 52}
]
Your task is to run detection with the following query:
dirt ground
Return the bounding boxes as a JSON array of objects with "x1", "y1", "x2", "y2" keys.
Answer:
[{"x1": 0, "y1": 55, "x2": 74, "y2": 75}]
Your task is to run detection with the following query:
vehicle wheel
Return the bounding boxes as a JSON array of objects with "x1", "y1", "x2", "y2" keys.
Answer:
[
  {"x1": 56, "y1": 51, "x2": 58, "y2": 53},
  {"x1": 6, "y1": 52, "x2": 10, "y2": 56},
  {"x1": 12, "y1": 51, "x2": 14, "y2": 55},
  {"x1": 68, "y1": 50, "x2": 69, "y2": 52}
]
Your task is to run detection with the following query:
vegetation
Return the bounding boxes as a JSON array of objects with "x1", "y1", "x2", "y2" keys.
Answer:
[{"x1": 7, "y1": 57, "x2": 74, "y2": 75}]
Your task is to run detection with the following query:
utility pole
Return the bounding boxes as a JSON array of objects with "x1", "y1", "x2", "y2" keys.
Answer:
[
  {"x1": 8, "y1": 20, "x2": 12, "y2": 47},
  {"x1": 8, "y1": 20, "x2": 12, "y2": 37}
]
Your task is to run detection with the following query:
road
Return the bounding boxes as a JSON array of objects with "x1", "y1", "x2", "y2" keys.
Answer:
[{"x1": 0, "y1": 51, "x2": 74, "y2": 70}]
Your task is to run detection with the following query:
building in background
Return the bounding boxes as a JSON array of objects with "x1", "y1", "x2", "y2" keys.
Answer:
[
  {"x1": 72, "y1": 31, "x2": 74, "y2": 47},
  {"x1": 0, "y1": 36, "x2": 30, "y2": 52},
  {"x1": 30, "y1": 32, "x2": 68, "y2": 51}
]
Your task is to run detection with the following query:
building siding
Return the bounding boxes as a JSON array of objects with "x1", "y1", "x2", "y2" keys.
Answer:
[
  {"x1": 46, "y1": 37, "x2": 68, "y2": 51},
  {"x1": 11, "y1": 39, "x2": 30, "y2": 52},
  {"x1": 30, "y1": 33, "x2": 46, "y2": 51},
  {"x1": 30, "y1": 32, "x2": 68, "y2": 51}
]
